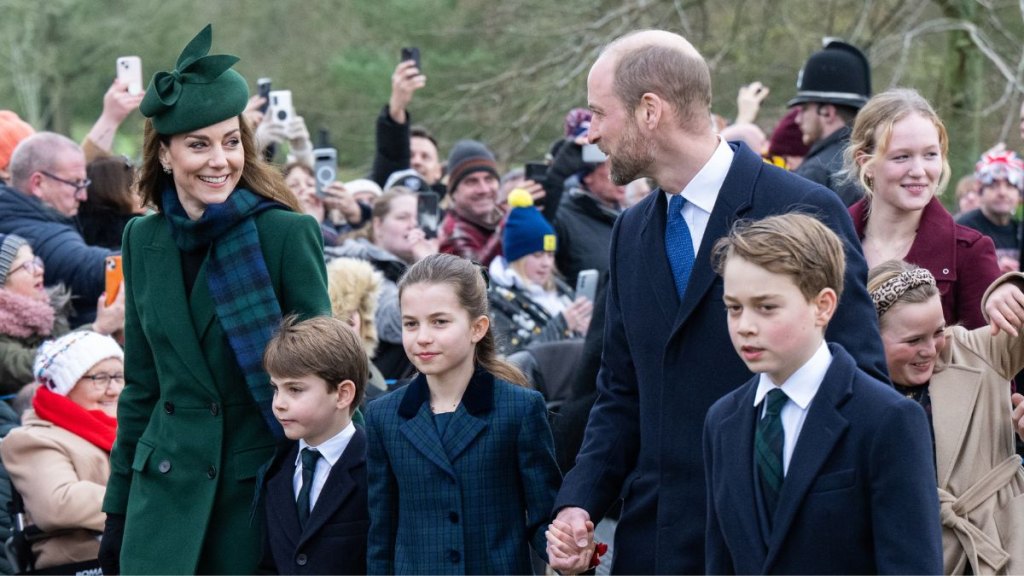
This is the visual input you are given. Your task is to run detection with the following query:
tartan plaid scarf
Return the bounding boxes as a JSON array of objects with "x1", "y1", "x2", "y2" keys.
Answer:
[{"x1": 163, "y1": 186, "x2": 285, "y2": 438}]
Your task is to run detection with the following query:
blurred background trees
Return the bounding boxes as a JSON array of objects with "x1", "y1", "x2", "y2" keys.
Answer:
[{"x1": 1, "y1": 0, "x2": 1022, "y2": 188}]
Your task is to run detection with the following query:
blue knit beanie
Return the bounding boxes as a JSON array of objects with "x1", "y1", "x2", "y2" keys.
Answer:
[{"x1": 503, "y1": 189, "x2": 556, "y2": 262}]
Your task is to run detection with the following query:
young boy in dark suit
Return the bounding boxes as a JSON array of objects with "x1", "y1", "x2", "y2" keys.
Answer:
[
  {"x1": 259, "y1": 315, "x2": 369, "y2": 575},
  {"x1": 703, "y1": 213, "x2": 942, "y2": 574}
]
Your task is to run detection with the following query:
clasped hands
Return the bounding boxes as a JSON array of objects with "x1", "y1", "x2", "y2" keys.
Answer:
[{"x1": 546, "y1": 507, "x2": 598, "y2": 574}]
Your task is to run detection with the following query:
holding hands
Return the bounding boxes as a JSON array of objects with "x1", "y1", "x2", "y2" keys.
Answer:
[{"x1": 546, "y1": 507, "x2": 597, "y2": 574}]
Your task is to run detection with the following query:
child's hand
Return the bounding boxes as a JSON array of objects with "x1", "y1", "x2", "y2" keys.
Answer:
[{"x1": 546, "y1": 515, "x2": 595, "y2": 574}]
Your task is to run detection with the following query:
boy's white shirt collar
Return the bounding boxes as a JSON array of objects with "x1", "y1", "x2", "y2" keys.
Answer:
[
  {"x1": 753, "y1": 341, "x2": 832, "y2": 410},
  {"x1": 297, "y1": 421, "x2": 356, "y2": 468}
]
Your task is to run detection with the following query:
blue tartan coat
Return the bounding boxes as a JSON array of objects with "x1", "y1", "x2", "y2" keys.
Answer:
[{"x1": 364, "y1": 370, "x2": 561, "y2": 575}]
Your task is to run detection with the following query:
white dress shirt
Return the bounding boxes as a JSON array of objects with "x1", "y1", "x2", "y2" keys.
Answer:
[
  {"x1": 664, "y1": 137, "x2": 734, "y2": 254},
  {"x1": 752, "y1": 342, "x2": 832, "y2": 475},
  {"x1": 293, "y1": 421, "x2": 357, "y2": 511}
]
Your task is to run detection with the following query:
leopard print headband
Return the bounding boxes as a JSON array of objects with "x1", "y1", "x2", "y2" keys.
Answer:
[{"x1": 870, "y1": 267, "x2": 937, "y2": 317}]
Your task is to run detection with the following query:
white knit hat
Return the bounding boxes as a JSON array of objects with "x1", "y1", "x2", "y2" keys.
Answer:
[{"x1": 34, "y1": 331, "x2": 124, "y2": 396}]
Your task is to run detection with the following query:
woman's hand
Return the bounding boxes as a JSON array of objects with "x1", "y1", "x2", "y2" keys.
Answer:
[
  {"x1": 98, "y1": 513, "x2": 126, "y2": 575},
  {"x1": 562, "y1": 297, "x2": 593, "y2": 335},
  {"x1": 408, "y1": 228, "x2": 438, "y2": 262},
  {"x1": 984, "y1": 281, "x2": 1024, "y2": 337},
  {"x1": 93, "y1": 284, "x2": 126, "y2": 336}
]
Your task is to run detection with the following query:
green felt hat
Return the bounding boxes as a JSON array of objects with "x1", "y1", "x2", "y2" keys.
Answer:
[{"x1": 140, "y1": 24, "x2": 249, "y2": 135}]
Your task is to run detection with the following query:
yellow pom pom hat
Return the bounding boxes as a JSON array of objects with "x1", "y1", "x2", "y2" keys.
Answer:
[{"x1": 503, "y1": 189, "x2": 556, "y2": 262}]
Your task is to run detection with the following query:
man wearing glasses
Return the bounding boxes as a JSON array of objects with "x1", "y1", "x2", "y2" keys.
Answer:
[{"x1": 0, "y1": 132, "x2": 119, "y2": 326}]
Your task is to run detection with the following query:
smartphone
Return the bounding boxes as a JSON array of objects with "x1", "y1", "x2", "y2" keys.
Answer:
[
  {"x1": 256, "y1": 78, "x2": 272, "y2": 114},
  {"x1": 116, "y1": 56, "x2": 143, "y2": 95},
  {"x1": 417, "y1": 191, "x2": 441, "y2": 239},
  {"x1": 524, "y1": 162, "x2": 548, "y2": 183},
  {"x1": 105, "y1": 255, "x2": 123, "y2": 306},
  {"x1": 575, "y1": 269, "x2": 598, "y2": 303},
  {"x1": 268, "y1": 90, "x2": 293, "y2": 126},
  {"x1": 582, "y1": 143, "x2": 607, "y2": 163},
  {"x1": 400, "y1": 46, "x2": 421, "y2": 69},
  {"x1": 313, "y1": 148, "x2": 337, "y2": 198}
]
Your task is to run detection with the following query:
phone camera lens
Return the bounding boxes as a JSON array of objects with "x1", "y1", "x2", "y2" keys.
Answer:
[{"x1": 277, "y1": 110, "x2": 287, "y2": 121}]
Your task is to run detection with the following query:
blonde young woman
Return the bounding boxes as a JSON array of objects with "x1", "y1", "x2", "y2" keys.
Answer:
[{"x1": 844, "y1": 89, "x2": 1000, "y2": 329}]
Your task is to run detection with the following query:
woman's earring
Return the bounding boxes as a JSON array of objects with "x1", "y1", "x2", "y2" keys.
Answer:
[{"x1": 162, "y1": 165, "x2": 172, "y2": 174}]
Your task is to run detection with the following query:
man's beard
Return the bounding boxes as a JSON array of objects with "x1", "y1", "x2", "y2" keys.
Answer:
[{"x1": 609, "y1": 120, "x2": 655, "y2": 186}]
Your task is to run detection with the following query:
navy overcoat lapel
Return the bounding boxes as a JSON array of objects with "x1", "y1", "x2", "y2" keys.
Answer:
[
  {"x1": 637, "y1": 190, "x2": 680, "y2": 321},
  {"x1": 763, "y1": 346, "x2": 852, "y2": 571},
  {"x1": 716, "y1": 382, "x2": 769, "y2": 563},
  {"x1": 265, "y1": 443, "x2": 302, "y2": 547},
  {"x1": 300, "y1": 430, "x2": 366, "y2": 544}
]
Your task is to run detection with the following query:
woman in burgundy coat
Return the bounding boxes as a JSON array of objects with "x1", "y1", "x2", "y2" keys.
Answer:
[{"x1": 845, "y1": 89, "x2": 999, "y2": 329}]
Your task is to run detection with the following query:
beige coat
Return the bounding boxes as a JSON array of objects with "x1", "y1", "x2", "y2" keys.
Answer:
[
  {"x1": 0, "y1": 409, "x2": 108, "y2": 569},
  {"x1": 931, "y1": 275, "x2": 1024, "y2": 574}
]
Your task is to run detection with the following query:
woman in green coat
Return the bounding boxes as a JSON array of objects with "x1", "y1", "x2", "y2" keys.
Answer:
[{"x1": 98, "y1": 25, "x2": 330, "y2": 574}]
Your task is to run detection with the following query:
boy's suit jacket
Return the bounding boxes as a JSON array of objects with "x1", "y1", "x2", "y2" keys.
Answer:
[
  {"x1": 703, "y1": 344, "x2": 943, "y2": 575},
  {"x1": 364, "y1": 370, "x2": 561, "y2": 575},
  {"x1": 553, "y1": 141, "x2": 888, "y2": 574},
  {"x1": 260, "y1": 428, "x2": 369, "y2": 575}
]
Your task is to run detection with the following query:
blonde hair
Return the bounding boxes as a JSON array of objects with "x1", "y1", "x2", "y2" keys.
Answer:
[
  {"x1": 843, "y1": 88, "x2": 951, "y2": 200},
  {"x1": 263, "y1": 315, "x2": 368, "y2": 413},
  {"x1": 138, "y1": 116, "x2": 301, "y2": 213},
  {"x1": 713, "y1": 213, "x2": 846, "y2": 302},
  {"x1": 398, "y1": 253, "x2": 529, "y2": 387},
  {"x1": 346, "y1": 187, "x2": 417, "y2": 243},
  {"x1": 326, "y1": 257, "x2": 383, "y2": 357},
  {"x1": 509, "y1": 257, "x2": 556, "y2": 292}
]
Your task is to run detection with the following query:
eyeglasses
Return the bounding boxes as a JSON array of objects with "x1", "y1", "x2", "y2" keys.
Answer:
[
  {"x1": 10, "y1": 256, "x2": 43, "y2": 276},
  {"x1": 39, "y1": 171, "x2": 91, "y2": 193},
  {"x1": 80, "y1": 372, "x2": 125, "y2": 390}
]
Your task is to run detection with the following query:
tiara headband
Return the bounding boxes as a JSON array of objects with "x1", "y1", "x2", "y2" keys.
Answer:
[{"x1": 870, "y1": 267, "x2": 936, "y2": 317}]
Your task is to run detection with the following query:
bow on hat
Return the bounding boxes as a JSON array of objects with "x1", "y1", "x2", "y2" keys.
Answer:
[{"x1": 140, "y1": 25, "x2": 240, "y2": 116}]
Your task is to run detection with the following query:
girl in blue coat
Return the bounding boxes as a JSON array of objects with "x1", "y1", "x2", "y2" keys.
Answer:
[{"x1": 364, "y1": 253, "x2": 561, "y2": 574}]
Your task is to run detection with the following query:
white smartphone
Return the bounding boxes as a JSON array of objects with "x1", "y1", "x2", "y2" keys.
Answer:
[
  {"x1": 312, "y1": 147, "x2": 337, "y2": 197},
  {"x1": 575, "y1": 269, "x2": 599, "y2": 303},
  {"x1": 116, "y1": 56, "x2": 143, "y2": 95},
  {"x1": 267, "y1": 90, "x2": 293, "y2": 125}
]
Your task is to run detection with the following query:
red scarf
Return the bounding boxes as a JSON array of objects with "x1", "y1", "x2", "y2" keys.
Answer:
[{"x1": 32, "y1": 386, "x2": 117, "y2": 452}]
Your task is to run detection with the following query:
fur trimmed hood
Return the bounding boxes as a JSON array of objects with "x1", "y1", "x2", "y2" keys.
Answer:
[{"x1": 326, "y1": 257, "x2": 383, "y2": 357}]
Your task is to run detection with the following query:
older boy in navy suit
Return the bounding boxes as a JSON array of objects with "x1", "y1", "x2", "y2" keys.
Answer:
[
  {"x1": 259, "y1": 316, "x2": 370, "y2": 575},
  {"x1": 703, "y1": 214, "x2": 942, "y2": 574}
]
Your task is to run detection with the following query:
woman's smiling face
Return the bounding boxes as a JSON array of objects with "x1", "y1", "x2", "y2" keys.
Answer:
[{"x1": 159, "y1": 116, "x2": 244, "y2": 220}]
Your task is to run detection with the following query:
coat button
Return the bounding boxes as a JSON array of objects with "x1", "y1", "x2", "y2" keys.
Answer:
[
  {"x1": 158, "y1": 460, "x2": 171, "y2": 473},
  {"x1": 449, "y1": 511, "x2": 459, "y2": 524},
  {"x1": 449, "y1": 549, "x2": 461, "y2": 563},
  {"x1": 210, "y1": 402, "x2": 219, "y2": 416},
  {"x1": 942, "y1": 268, "x2": 950, "y2": 275},
  {"x1": 207, "y1": 466, "x2": 217, "y2": 479},
  {"x1": 164, "y1": 402, "x2": 174, "y2": 414},
  {"x1": 296, "y1": 554, "x2": 308, "y2": 566}
]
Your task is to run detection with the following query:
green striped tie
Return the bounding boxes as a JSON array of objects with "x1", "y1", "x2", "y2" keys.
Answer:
[
  {"x1": 297, "y1": 448, "x2": 321, "y2": 526},
  {"x1": 755, "y1": 388, "x2": 788, "y2": 524}
]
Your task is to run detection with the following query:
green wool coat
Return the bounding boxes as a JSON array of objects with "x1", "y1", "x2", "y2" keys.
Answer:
[{"x1": 102, "y1": 209, "x2": 331, "y2": 574}]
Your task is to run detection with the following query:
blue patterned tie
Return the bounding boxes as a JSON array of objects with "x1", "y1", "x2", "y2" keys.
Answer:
[
  {"x1": 756, "y1": 388, "x2": 788, "y2": 526},
  {"x1": 665, "y1": 194, "x2": 696, "y2": 300}
]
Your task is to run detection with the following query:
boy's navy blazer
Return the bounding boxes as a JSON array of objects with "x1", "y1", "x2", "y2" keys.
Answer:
[
  {"x1": 260, "y1": 427, "x2": 368, "y2": 575},
  {"x1": 553, "y1": 141, "x2": 888, "y2": 574},
  {"x1": 364, "y1": 370, "x2": 560, "y2": 575},
  {"x1": 703, "y1": 344, "x2": 943, "y2": 575}
]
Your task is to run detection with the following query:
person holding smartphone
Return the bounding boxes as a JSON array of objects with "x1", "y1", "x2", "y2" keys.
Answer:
[
  {"x1": 487, "y1": 190, "x2": 592, "y2": 356},
  {"x1": 97, "y1": 25, "x2": 330, "y2": 575}
]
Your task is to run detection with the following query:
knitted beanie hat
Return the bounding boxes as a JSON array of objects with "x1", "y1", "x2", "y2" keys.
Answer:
[
  {"x1": 34, "y1": 331, "x2": 124, "y2": 396},
  {"x1": 0, "y1": 233, "x2": 28, "y2": 286},
  {"x1": 384, "y1": 169, "x2": 428, "y2": 193},
  {"x1": 0, "y1": 111, "x2": 35, "y2": 172},
  {"x1": 975, "y1": 149, "x2": 1024, "y2": 192},
  {"x1": 503, "y1": 189, "x2": 556, "y2": 262},
  {"x1": 447, "y1": 140, "x2": 499, "y2": 195},
  {"x1": 768, "y1": 108, "x2": 810, "y2": 158}
]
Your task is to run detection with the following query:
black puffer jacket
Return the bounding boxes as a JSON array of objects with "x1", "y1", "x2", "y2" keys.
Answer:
[{"x1": 553, "y1": 185, "x2": 621, "y2": 288}]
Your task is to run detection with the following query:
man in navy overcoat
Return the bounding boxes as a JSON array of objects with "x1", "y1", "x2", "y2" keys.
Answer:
[{"x1": 548, "y1": 30, "x2": 888, "y2": 574}]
